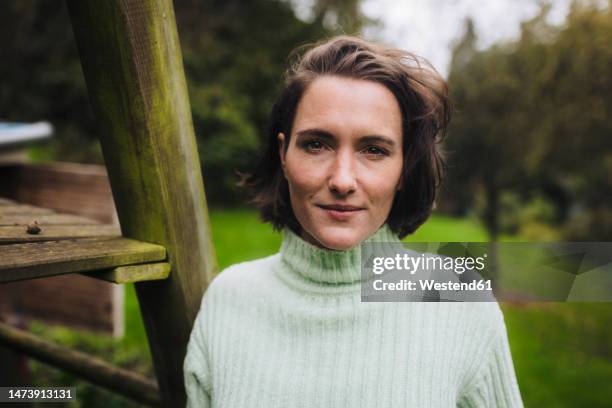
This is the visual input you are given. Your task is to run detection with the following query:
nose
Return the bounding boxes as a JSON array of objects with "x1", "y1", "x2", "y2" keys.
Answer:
[{"x1": 328, "y1": 149, "x2": 357, "y2": 196}]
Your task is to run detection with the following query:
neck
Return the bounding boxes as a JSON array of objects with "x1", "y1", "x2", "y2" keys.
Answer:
[{"x1": 279, "y1": 223, "x2": 400, "y2": 285}]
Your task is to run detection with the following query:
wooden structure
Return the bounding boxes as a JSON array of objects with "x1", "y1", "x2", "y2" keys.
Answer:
[
  {"x1": 1, "y1": 162, "x2": 119, "y2": 225},
  {"x1": 0, "y1": 0, "x2": 217, "y2": 406},
  {"x1": 0, "y1": 162, "x2": 125, "y2": 336}
]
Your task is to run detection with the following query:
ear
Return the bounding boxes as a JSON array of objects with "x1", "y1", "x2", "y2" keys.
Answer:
[{"x1": 277, "y1": 132, "x2": 287, "y2": 174}]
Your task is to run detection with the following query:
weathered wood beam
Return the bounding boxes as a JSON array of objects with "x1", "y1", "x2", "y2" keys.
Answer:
[
  {"x1": 66, "y1": 1, "x2": 217, "y2": 405},
  {"x1": 0, "y1": 322, "x2": 161, "y2": 406},
  {"x1": 0, "y1": 237, "x2": 166, "y2": 283},
  {"x1": 83, "y1": 262, "x2": 171, "y2": 284},
  {"x1": 0, "y1": 224, "x2": 120, "y2": 243},
  {"x1": 0, "y1": 213, "x2": 99, "y2": 226},
  {"x1": 0, "y1": 204, "x2": 55, "y2": 215}
]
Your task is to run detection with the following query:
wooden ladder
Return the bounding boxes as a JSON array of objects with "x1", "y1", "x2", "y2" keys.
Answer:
[{"x1": 0, "y1": 1, "x2": 217, "y2": 406}]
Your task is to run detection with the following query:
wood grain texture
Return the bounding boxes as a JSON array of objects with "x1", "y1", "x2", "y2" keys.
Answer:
[
  {"x1": 0, "y1": 237, "x2": 166, "y2": 283},
  {"x1": 0, "y1": 204, "x2": 55, "y2": 215},
  {"x1": 0, "y1": 213, "x2": 100, "y2": 226},
  {"x1": 1, "y1": 165, "x2": 125, "y2": 337},
  {"x1": 0, "y1": 322, "x2": 161, "y2": 406},
  {"x1": 0, "y1": 224, "x2": 121, "y2": 243},
  {"x1": 0, "y1": 274, "x2": 123, "y2": 336},
  {"x1": 2, "y1": 163, "x2": 119, "y2": 224},
  {"x1": 83, "y1": 262, "x2": 171, "y2": 284},
  {"x1": 67, "y1": 1, "x2": 217, "y2": 405}
]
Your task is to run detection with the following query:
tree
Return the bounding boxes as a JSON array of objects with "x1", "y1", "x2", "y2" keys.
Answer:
[
  {"x1": 445, "y1": 20, "x2": 531, "y2": 240},
  {"x1": 444, "y1": 3, "x2": 612, "y2": 240}
]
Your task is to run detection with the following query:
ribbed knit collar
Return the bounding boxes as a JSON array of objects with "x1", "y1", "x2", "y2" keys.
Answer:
[{"x1": 279, "y1": 224, "x2": 401, "y2": 285}]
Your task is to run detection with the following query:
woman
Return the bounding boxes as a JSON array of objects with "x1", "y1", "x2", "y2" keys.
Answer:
[{"x1": 184, "y1": 36, "x2": 523, "y2": 407}]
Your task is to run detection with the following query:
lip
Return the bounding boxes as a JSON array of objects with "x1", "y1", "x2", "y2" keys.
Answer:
[
  {"x1": 318, "y1": 204, "x2": 365, "y2": 211},
  {"x1": 317, "y1": 204, "x2": 365, "y2": 221}
]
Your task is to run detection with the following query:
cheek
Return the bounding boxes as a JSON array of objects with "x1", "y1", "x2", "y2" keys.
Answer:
[
  {"x1": 284, "y1": 156, "x2": 325, "y2": 197},
  {"x1": 364, "y1": 160, "x2": 403, "y2": 205}
]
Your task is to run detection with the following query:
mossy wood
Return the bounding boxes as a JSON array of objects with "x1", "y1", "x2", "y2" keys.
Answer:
[
  {"x1": 66, "y1": 0, "x2": 218, "y2": 405},
  {"x1": 84, "y1": 262, "x2": 172, "y2": 284},
  {"x1": 0, "y1": 237, "x2": 166, "y2": 283},
  {"x1": 0, "y1": 225, "x2": 120, "y2": 243}
]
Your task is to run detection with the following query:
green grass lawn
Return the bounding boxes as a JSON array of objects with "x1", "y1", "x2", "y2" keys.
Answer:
[
  {"x1": 30, "y1": 209, "x2": 612, "y2": 407},
  {"x1": 504, "y1": 303, "x2": 612, "y2": 407}
]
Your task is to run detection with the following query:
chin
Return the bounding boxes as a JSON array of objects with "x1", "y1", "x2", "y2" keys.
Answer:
[{"x1": 314, "y1": 225, "x2": 368, "y2": 251}]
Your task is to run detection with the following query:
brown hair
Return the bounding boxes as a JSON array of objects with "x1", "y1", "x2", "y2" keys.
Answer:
[{"x1": 240, "y1": 35, "x2": 451, "y2": 239}]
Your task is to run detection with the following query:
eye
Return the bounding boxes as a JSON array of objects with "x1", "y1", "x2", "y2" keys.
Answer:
[
  {"x1": 301, "y1": 140, "x2": 325, "y2": 152},
  {"x1": 363, "y1": 146, "x2": 389, "y2": 157}
]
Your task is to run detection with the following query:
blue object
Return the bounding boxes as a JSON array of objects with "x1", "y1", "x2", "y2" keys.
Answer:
[{"x1": 0, "y1": 121, "x2": 53, "y2": 149}]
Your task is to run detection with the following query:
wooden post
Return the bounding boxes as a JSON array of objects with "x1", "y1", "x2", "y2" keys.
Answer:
[{"x1": 65, "y1": 1, "x2": 218, "y2": 405}]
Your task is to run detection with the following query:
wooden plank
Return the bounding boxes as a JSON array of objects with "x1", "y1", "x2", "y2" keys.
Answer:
[
  {"x1": 67, "y1": 1, "x2": 217, "y2": 404},
  {"x1": 83, "y1": 262, "x2": 171, "y2": 284},
  {"x1": 0, "y1": 204, "x2": 55, "y2": 215},
  {"x1": 0, "y1": 213, "x2": 100, "y2": 226},
  {"x1": 0, "y1": 275, "x2": 123, "y2": 336},
  {"x1": 0, "y1": 198, "x2": 17, "y2": 205},
  {"x1": 0, "y1": 322, "x2": 161, "y2": 406},
  {"x1": 0, "y1": 224, "x2": 120, "y2": 243},
  {"x1": 7, "y1": 163, "x2": 118, "y2": 224},
  {"x1": 0, "y1": 237, "x2": 166, "y2": 283}
]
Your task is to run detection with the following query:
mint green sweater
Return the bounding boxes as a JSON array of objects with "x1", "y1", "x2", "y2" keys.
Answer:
[{"x1": 184, "y1": 224, "x2": 523, "y2": 407}]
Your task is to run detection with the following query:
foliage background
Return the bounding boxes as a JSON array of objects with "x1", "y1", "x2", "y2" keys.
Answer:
[{"x1": 443, "y1": 4, "x2": 612, "y2": 241}]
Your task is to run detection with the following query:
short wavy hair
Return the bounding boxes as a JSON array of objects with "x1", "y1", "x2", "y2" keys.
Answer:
[{"x1": 240, "y1": 35, "x2": 451, "y2": 239}]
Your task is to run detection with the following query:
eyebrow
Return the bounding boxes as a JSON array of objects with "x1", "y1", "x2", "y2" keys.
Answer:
[{"x1": 295, "y1": 128, "x2": 398, "y2": 148}]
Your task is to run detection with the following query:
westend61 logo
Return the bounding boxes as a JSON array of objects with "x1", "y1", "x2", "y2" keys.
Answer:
[
  {"x1": 362, "y1": 243, "x2": 496, "y2": 301},
  {"x1": 369, "y1": 252, "x2": 493, "y2": 295},
  {"x1": 361, "y1": 241, "x2": 612, "y2": 302},
  {"x1": 371, "y1": 253, "x2": 488, "y2": 275}
]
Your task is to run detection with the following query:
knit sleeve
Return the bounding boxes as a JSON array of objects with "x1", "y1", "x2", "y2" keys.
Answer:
[
  {"x1": 457, "y1": 319, "x2": 524, "y2": 408},
  {"x1": 183, "y1": 292, "x2": 213, "y2": 408}
]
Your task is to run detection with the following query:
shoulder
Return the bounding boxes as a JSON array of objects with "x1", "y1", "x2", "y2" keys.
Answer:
[
  {"x1": 460, "y1": 301, "x2": 507, "y2": 338},
  {"x1": 203, "y1": 253, "x2": 281, "y2": 301},
  {"x1": 458, "y1": 302, "x2": 511, "y2": 373},
  {"x1": 192, "y1": 253, "x2": 281, "y2": 324},
  {"x1": 464, "y1": 301, "x2": 505, "y2": 323},
  {"x1": 427, "y1": 301, "x2": 507, "y2": 351}
]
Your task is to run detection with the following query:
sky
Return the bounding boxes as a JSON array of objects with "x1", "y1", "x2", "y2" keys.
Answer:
[{"x1": 360, "y1": 0, "x2": 574, "y2": 76}]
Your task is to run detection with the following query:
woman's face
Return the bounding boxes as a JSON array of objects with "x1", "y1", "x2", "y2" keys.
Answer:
[{"x1": 278, "y1": 75, "x2": 404, "y2": 250}]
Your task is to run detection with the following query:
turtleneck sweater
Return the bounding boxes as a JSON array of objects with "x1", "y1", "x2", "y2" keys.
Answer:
[{"x1": 184, "y1": 224, "x2": 523, "y2": 407}]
